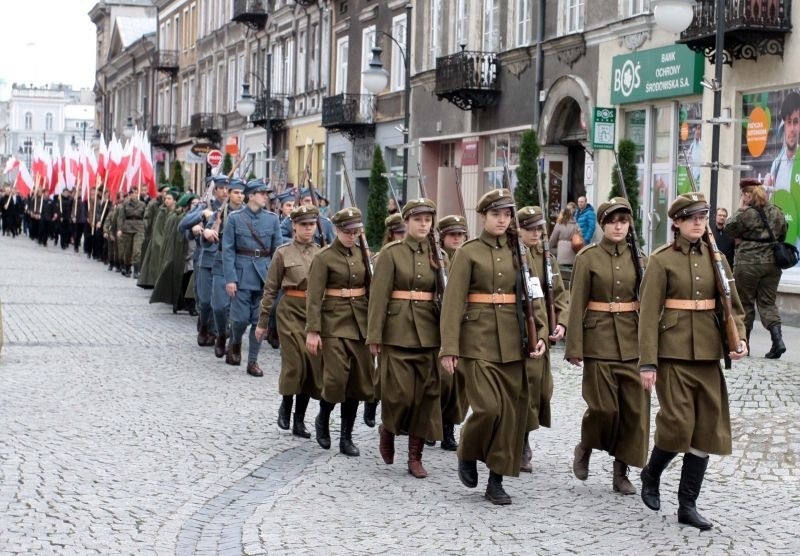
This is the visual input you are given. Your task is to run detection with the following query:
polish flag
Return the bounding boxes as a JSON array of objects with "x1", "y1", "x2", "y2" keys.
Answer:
[
  {"x1": 140, "y1": 132, "x2": 157, "y2": 198},
  {"x1": 97, "y1": 133, "x2": 107, "y2": 181},
  {"x1": 3, "y1": 157, "x2": 20, "y2": 175},
  {"x1": 14, "y1": 160, "x2": 33, "y2": 198}
]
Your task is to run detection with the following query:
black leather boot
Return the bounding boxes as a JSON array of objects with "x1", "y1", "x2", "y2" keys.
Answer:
[
  {"x1": 362, "y1": 400, "x2": 377, "y2": 428},
  {"x1": 292, "y1": 395, "x2": 311, "y2": 438},
  {"x1": 441, "y1": 422, "x2": 458, "y2": 451},
  {"x1": 485, "y1": 471, "x2": 512, "y2": 505},
  {"x1": 458, "y1": 459, "x2": 478, "y2": 488},
  {"x1": 677, "y1": 453, "x2": 713, "y2": 530},
  {"x1": 315, "y1": 400, "x2": 334, "y2": 450},
  {"x1": 765, "y1": 324, "x2": 786, "y2": 359},
  {"x1": 640, "y1": 446, "x2": 678, "y2": 511},
  {"x1": 339, "y1": 399, "x2": 360, "y2": 457},
  {"x1": 277, "y1": 395, "x2": 292, "y2": 430},
  {"x1": 132, "y1": 264, "x2": 140, "y2": 280}
]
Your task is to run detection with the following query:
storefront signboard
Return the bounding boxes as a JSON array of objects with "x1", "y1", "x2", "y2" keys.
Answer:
[
  {"x1": 592, "y1": 107, "x2": 616, "y2": 151},
  {"x1": 611, "y1": 45, "x2": 703, "y2": 105}
]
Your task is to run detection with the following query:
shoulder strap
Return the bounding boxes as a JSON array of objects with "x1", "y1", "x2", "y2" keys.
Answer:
[
  {"x1": 753, "y1": 207, "x2": 777, "y2": 243},
  {"x1": 241, "y1": 215, "x2": 270, "y2": 251}
]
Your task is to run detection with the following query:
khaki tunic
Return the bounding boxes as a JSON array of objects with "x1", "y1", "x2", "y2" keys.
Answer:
[
  {"x1": 306, "y1": 239, "x2": 373, "y2": 403},
  {"x1": 638, "y1": 235, "x2": 746, "y2": 455},
  {"x1": 439, "y1": 245, "x2": 468, "y2": 425},
  {"x1": 439, "y1": 230, "x2": 548, "y2": 477},
  {"x1": 565, "y1": 237, "x2": 649, "y2": 467},
  {"x1": 259, "y1": 240, "x2": 322, "y2": 398},
  {"x1": 367, "y1": 237, "x2": 443, "y2": 439}
]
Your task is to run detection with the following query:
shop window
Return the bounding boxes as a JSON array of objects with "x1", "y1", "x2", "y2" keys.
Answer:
[
  {"x1": 441, "y1": 142, "x2": 456, "y2": 168},
  {"x1": 483, "y1": 132, "x2": 522, "y2": 192}
]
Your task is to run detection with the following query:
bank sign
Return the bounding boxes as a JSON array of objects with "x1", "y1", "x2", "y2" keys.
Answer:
[{"x1": 611, "y1": 45, "x2": 703, "y2": 104}]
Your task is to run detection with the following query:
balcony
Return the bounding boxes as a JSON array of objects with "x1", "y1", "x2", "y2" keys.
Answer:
[
  {"x1": 678, "y1": 0, "x2": 793, "y2": 63},
  {"x1": 153, "y1": 50, "x2": 179, "y2": 74},
  {"x1": 148, "y1": 124, "x2": 176, "y2": 147},
  {"x1": 321, "y1": 93, "x2": 375, "y2": 141},
  {"x1": 294, "y1": 1, "x2": 317, "y2": 7},
  {"x1": 232, "y1": 0, "x2": 268, "y2": 31},
  {"x1": 435, "y1": 50, "x2": 500, "y2": 111},
  {"x1": 251, "y1": 94, "x2": 289, "y2": 131},
  {"x1": 190, "y1": 113, "x2": 222, "y2": 144}
]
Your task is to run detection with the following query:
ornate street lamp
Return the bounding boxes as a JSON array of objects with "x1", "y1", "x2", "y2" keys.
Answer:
[
  {"x1": 123, "y1": 116, "x2": 135, "y2": 139},
  {"x1": 652, "y1": 0, "x2": 696, "y2": 34},
  {"x1": 362, "y1": 47, "x2": 390, "y2": 94},
  {"x1": 236, "y1": 83, "x2": 257, "y2": 118}
]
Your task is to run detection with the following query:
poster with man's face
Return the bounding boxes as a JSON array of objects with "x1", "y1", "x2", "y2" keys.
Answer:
[{"x1": 741, "y1": 88, "x2": 800, "y2": 245}]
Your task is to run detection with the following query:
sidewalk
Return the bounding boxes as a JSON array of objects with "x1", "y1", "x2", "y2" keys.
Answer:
[{"x1": 749, "y1": 321, "x2": 800, "y2": 363}]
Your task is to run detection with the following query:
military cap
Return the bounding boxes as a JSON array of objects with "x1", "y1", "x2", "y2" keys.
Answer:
[
  {"x1": 739, "y1": 177, "x2": 763, "y2": 189},
  {"x1": 177, "y1": 191, "x2": 197, "y2": 208},
  {"x1": 517, "y1": 206, "x2": 546, "y2": 230},
  {"x1": 227, "y1": 178, "x2": 246, "y2": 191},
  {"x1": 597, "y1": 197, "x2": 632, "y2": 224},
  {"x1": 331, "y1": 207, "x2": 363, "y2": 229},
  {"x1": 244, "y1": 178, "x2": 270, "y2": 195},
  {"x1": 277, "y1": 190, "x2": 295, "y2": 205},
  {"x1": 437, "y1": 215, "x2": 468, "y2": 235},
  {"x1": 401, "y1": 197, "x2": 436, "y2": 219},
  {"x1": 476, "y1": 188, "x2": 515, "y2": 213},
  {"x1": 206, "y1": 175, "x2": 230, "y2": 186},
  {"x1": 385, "y1": 213, "x2": 406, "y2": 233},
  {"x1": 299, "y1": 187, "x2": 318, "y2": 200},
  {"x1": 668, "y1": 192, "x2": 710, "y2": 219},
  {"x1": 290, "y1": 204, "x2": 319, "y2": 223}
]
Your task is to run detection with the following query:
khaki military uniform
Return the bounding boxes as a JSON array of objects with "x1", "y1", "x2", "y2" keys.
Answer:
[
  {"x1": 638, "y1": 236, "x2": 746, "y2": 455},
  {"x1": 439, "y1": 244, "x2": 468, "y2": 425},
  {"x1": 367, "y1": 237, "x2": 443, "y2": 440},
  {"x1": 440, "y1": 230, "x2": 548, "y2": 477},
  {"x1": 306, "y1": 238, "x2": 373, "y2": 403},
  {"x1": 104, "y1": 204, "x2": 119, "y2": 267},
  {"x1": 118, "y1": 196, "x2": 146, "y2": 267},
  {"x1": 258, "y1": 240, "x2": 322, "y2": 398},
  {"x1": 565, "y1": 237, "x2": 649, "y2": 467}
]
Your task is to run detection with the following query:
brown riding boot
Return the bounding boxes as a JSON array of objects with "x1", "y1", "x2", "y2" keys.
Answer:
[
  {"x1": 407, "y1": 436, "x2": 428, "y2": 478},
  {"x1": 225, "y1": 342, "x2": 241, "y2": 366},
  {"x1": 378, "y1": 424, "x2": 395, "y2": 464},
  {"x1": 196, "y1": 326, "x2": 214, "y2": 347},
  {"x1": 613, "y1": 459, "x2": 636, "y2": 495},
  {"x1": 572, "y1": 443, "x2": 591, "y2": 480},
  {"x1": 520, "y1": 433, "x2": 533, "y2": 473},
  {"x1": 246, "y1": 361, "x2": 263, "y2": 377},
  {"x1": 214, "y1": 333, "x2": 227, "y2": 358}
]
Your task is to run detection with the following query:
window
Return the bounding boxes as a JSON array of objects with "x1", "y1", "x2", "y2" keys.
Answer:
[
  {"x1": 228, "y1": 57, "x2": 236, "y2": 113},
  {"x1": 391, "y1": 14, "x2": 406, "y2": 92},
  {"x1": 626, "y1": 0, "x2": 650, "y2": 17},
  {"x1": 429, "y1": 0, "x2": 441, "y2": 69},
  {"x1": 335, "y1": 37, "x2": 348, "y2": 94},
  {"x1": 24, "y1": 112, "x2": 32, "y2": 130},
  {"x1": 516, "y1": 0, "x2": 532, "y2": 47},
  {"x1": 298, "y1": 30, "x2": 307, "y2": 93},
  {"x1": 188, "y1": 76, "x2": 195, "y2": 123},
  {"x1": 482, "y1": 0, "x2": 500, "y2": 52},
  {"x1": 182, "y1": 79, "x2": 189, "y2": 126},
  {"x1": 483, "y1": 132, "x2": 523, "y2": 192},
  {"x1": 285, "y1": 38, "x2": 295, "y2": 95},
  {"x1": 563, "y1": 0, "x2": 584, "y2": 34},
  {"x1": 45, "y1": 113, "x2": 53, "y2": 131},
  {"x1": 440, "y1": 142, "x2": 456, "y2": 168},
  {"x1": 361, "y1": 26, "x2": 376, "y2": 95},
  {"x1": 454, "y1": 0, "x2": 469, "y2": 49},
  {"x1": 310, "y1": 24, "x2": 320, "y2": 89}
]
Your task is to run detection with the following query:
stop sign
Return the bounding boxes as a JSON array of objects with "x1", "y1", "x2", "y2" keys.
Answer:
[{"x1": 207, "y1": 149, "x2": 223, "y2": 167}]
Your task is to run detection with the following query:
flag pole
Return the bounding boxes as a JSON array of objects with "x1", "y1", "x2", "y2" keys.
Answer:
[{"x1": 91, "y1": 176, "x2": 100, "y2": 229}]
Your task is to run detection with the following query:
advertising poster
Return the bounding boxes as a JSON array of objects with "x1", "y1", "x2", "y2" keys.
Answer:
[
  {"x1": 741, "y1": 88, "x2": 800, "y2": 246},
  {"x1": 677, "y1": 101, "x2": 703, "y2": 194}
]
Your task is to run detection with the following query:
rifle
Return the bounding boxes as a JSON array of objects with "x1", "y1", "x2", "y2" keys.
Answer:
[
  {"x1": 612, "y1": 150, "x2": 646, "y2": 293},
  {"x1": 228, "y1": 149, "x2": 250, "y2": 179},
  {"x1": 454, "y1": 166, "x2": 467, "y2": 219},
  {"x1": 340, "y1": 161, "x2": 373, "y2": 291},
  {"x1": 416, "y1": 162, "x2": 448, "y2": 310},
  {"x1": 680, "y1": 147, "x2": 742, "y2": 353},
  {"x1": 302, "y1": 140, "x2": 328, "y2": 246},
  {"x1": 510, "y1": 202, "x2": 540, "y2": 358},
  {"x1": 535, "y1": 156, "x2": 558, "y2": 336},
  {"x1": 382, "y1": 172, "x2": 402, "y2": 212}
]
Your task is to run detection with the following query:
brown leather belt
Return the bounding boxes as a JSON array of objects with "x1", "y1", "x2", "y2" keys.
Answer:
[
  {"x1": 467, "y1": 293, "x2": 516, "y2": 304},
  {"x1": 283, "y1": 289, "x2": 307, "y2": 298},
  {"x1": 586, "y1": 301, "x2": 640, "y2": 313},
  {"x1": 391, "y1": 290, "x2": 435, "y2": 301},
  {"x1": 325, "y1": 287, "x2": 367, "y2": 298},
  {"x1": 664, "y1": 298, "x2": 716, "y2": 310},
  {"x1": 236, "y1": 248, "x2": 271, "y2": 258}
]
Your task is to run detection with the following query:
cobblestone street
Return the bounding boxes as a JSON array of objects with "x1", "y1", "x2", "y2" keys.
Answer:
[{"x1": 1, "y1": 234, "x2": 799, "y2": 555}]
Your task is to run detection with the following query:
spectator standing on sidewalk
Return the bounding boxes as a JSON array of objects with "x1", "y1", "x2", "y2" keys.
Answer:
[{"x1": 575, "y1": 196, "x2": 596, "y2": 245}]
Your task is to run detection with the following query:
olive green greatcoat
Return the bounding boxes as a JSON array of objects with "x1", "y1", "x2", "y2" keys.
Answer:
[
  {"x1": 565, "y1": 237, "x2": 649, "y2": 468},
  {"x1": 638, "y1": 235, "x2": 746, "y2": 456},
  {"x1": 367, "y1": 237, "x2": 443, "y2": 439},
  {"x1": 439, "y1": 230, "x2": 548, "y2": 477},
  {"x1": 150, "y1": 208, "x2": 187, "y2": 307},
  {"x1": 138, "y1": 206, "x2": 168, "y2": 288},
  {"x1": 438, "y1": 245, "x2": 468, "y2": 425},
  {"x1": 258, "y1": 240, "x2": 322, "y2": 399},
  {"x1": 306, "y1": 238, "x2": 373, "y2": 403},
  {"x1": 104, "y1": 204, "x2": 119, "y2": 265},
  {"x1": 524, "y1": 245, "x2": 569, "y2": 431},
  {"x1": 141, "y1": 198, "x2": 162, "y2": 260}
]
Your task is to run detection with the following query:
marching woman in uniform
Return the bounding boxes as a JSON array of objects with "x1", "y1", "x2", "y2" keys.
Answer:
[
  {"x1": 439, "y1": 188, "x2": 547, "y2": 505},
  {"x1": 638, "y1": 192, "x2": 747, "y2": 530},
  {"x1": 516, "y1": 206, "x2": 568, "y2": 473},
  {"x1": 565, "y1": 198, "x2": 648, "y2": 495},
  {"x1": 255, "y1": 205, "x2": 323, "y2": 438},
  {"x1": 305, "y1": 208, "x2": 373, "y2": 457},
  {"x1": 367, "y1": 199, "x2": 445, "y2": 478}
]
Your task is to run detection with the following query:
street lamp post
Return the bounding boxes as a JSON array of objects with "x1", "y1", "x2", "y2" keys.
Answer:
[
  {"x1": 237, "y1": 54, "x2": 273, "y2": 181},
  {"x1": 653, "y1": 0, "x2": 723, "y2": 214},
  {"x1": 361, "y1": 3, "x2": 412, "y2": 202}
]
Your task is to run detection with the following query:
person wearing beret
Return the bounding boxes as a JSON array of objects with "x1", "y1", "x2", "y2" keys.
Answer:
[
  {"x1": 724, "y1": 178, "x2": 789, "y2": 358},
  {"x1": 516, "y1": 206, "x2": 568, "y2": 474},
  {"x1": 138, "y1": 187, "x2": 173, "y2": 289},
  {"x1": 280, "y1": 188, "x2": 335, "y2": 245},
  {"x1": 439, "y1": 188, "x2": 548, "y2": 505},
  {"x1": 305, "y1": 207, "x2": 373, "y2": 457},
  {"x1": 565, "y1": 197, "x2": 647, "y2": 495},
  {"x1": 255, "y1": 205, "x2": 323, "y2": 438},
  {"x1": 367, "y1": 198, "x2": 446, "y2": 478},
  {"x1": 142, "y1": 184, "x2": 172, "y2": 262},
  {"x1": 638, "y1": 192, "x2": 747, "y2": 530},
  {"x1": 221, "y1": 179, "x2": 283, "y2": 377},
  {"x1": 208, "y1": 179, "x2": 246, "y2": 359},
  {"x1": 151, "y1": 190, "x2": 195, "y2": 314}
]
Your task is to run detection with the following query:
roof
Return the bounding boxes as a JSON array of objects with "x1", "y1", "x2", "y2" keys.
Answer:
[{"x1": 115, "y1": 16, "x2": 157, "y2": 48}]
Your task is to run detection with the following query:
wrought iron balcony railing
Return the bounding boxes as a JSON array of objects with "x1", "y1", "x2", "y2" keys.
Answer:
[
  {"x1": 435, "y1": 50, "x2": 501, "y2": 111},
  {"x1": 232, "y1": 0, "x2": 268, "y2": 30},
  {"x1": 148, "y1": 124, "x2": 177, "y2": 146},
  {"x1": 189, "y1": 113, "x2": 222, "y2": 144},
  {"x1": 153, "y1": 50, "x2": 179, "y2": 73},
  {"x1": 251, "y1": 95, "x2": 290, "y2": 130},
  {"x1": 321, "y1": 94, "x2": 376, "y2": 140}
]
